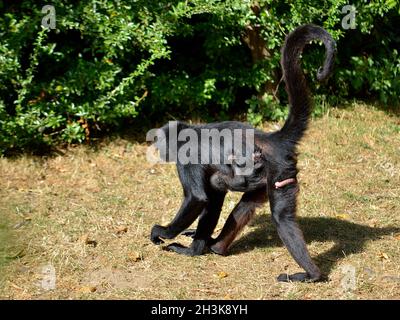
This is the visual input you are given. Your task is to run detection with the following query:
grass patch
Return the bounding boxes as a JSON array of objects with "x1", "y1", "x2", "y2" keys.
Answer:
[
  {"x1": 0, "y1": 220, "x2": 11, "y2": 268},
  {"x1": 0, "y1": 215, "x2": 20, "y2": 290},
  {"x1": 0, "y1": 103, "x2": 399, "y2": 299}
]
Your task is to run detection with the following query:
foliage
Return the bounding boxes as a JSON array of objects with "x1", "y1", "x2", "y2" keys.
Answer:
[{"x1": 0, "y1": 0, "x2": 399, "y2": 153}]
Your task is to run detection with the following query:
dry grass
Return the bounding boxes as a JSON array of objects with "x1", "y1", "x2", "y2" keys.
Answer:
[{"x1": 0, "y1": 103, "x2": 399, "y2": 300}]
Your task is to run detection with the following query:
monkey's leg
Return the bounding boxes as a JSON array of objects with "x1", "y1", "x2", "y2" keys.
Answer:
[
  {"x1": 166, "y1": 192, "x2": 226, "y2": 256},
  {"x1": 210, "y1": 189, "x2": 267, "y2": 255},
  {"x1": 269, "y1": 183, "x2": 321, "y2": 282},
  {"x1": 151, "y1": 165, "x2": 208, "y2": 245},
  {"x1": 150, "y1": 195, "x2": 206, "y2": 244}
]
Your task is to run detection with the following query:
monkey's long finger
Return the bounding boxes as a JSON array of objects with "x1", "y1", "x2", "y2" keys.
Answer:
[{"x1": 181, "y1": 229, "x2": 196, "y2": 238}]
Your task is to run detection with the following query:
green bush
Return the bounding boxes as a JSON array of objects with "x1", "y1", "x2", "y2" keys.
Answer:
[{"x1": 0, "y1": 0, "x2": 399, "y2": 154}]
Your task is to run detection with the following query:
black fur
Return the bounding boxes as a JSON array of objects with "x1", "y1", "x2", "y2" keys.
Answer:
[{"x1": 150, "y1": 24, "x2": 336, "y2": 282}]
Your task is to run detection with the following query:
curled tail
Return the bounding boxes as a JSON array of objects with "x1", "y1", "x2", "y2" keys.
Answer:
[{"x1": 277, "y1": 24, "x2": 336, "y2": 143}]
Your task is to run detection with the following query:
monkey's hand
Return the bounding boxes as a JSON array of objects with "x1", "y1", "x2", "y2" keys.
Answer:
[
  {"x1": 210, "y1": 173, "x2": 228, "y2": 192},
  {"x1": 150, "y1": 225, "x2": 166, "y2": 245}
]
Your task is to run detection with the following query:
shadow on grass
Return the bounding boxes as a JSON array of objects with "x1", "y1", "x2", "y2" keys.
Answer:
[{"x1": 230, "y1": 214, "x2": 400, "y2": 276}]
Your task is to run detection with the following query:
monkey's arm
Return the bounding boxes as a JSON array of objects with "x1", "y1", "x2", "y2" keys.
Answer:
[
  {"x1": 269, "y1": 182, "x2": 322, "y2": 282},
  {"x1": 163, "y1": 192, "x2": 226, "y2": 256}
]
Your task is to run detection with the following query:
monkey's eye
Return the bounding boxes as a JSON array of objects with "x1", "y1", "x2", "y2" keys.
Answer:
[{"x1": 234, "y1": 161, "x2": 246, "y2": 168}]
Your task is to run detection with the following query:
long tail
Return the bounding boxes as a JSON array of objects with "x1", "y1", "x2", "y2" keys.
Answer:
[{"x1": 277, "y1": 24, "x2": 336, "y2": 143}]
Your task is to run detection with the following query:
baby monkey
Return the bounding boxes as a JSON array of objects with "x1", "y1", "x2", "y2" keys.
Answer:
[
  {"x1": 210, "y1": 149, "x2": 297, "y2": 192},
  {"x1": 210, "y1": 150, "x2": 267, "y2": 192}
]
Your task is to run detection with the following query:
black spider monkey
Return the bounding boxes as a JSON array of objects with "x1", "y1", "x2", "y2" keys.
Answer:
[{"x1": 150, "y1": 24, "x2": 336, "y2": 282}]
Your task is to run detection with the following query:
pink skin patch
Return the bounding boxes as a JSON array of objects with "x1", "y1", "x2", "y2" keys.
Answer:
[{"x1": 275, "y1": 178, "x2": 297, "y2": 189}]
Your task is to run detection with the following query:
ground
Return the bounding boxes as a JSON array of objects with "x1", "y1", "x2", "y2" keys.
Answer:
[{"x1": 0, "y1": 103, "x2": 399, "y2": 300}]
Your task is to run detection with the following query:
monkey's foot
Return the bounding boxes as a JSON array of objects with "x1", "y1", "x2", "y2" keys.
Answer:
[
  {"x1": 277, "y1": 272, "x2": 321, "y2": 283},
  {"x1": 164, "y1": 239, "x2": 208, "y2": 256},
  {"x1": 181, "y1": 230, "x2": 215, "y2": 248},
  {"x1": 163, "y1": 243, "x2": 195, "y2": 256},
  {"x1": 209, "y1": 242, "x2": 228, "y2": 256}
]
